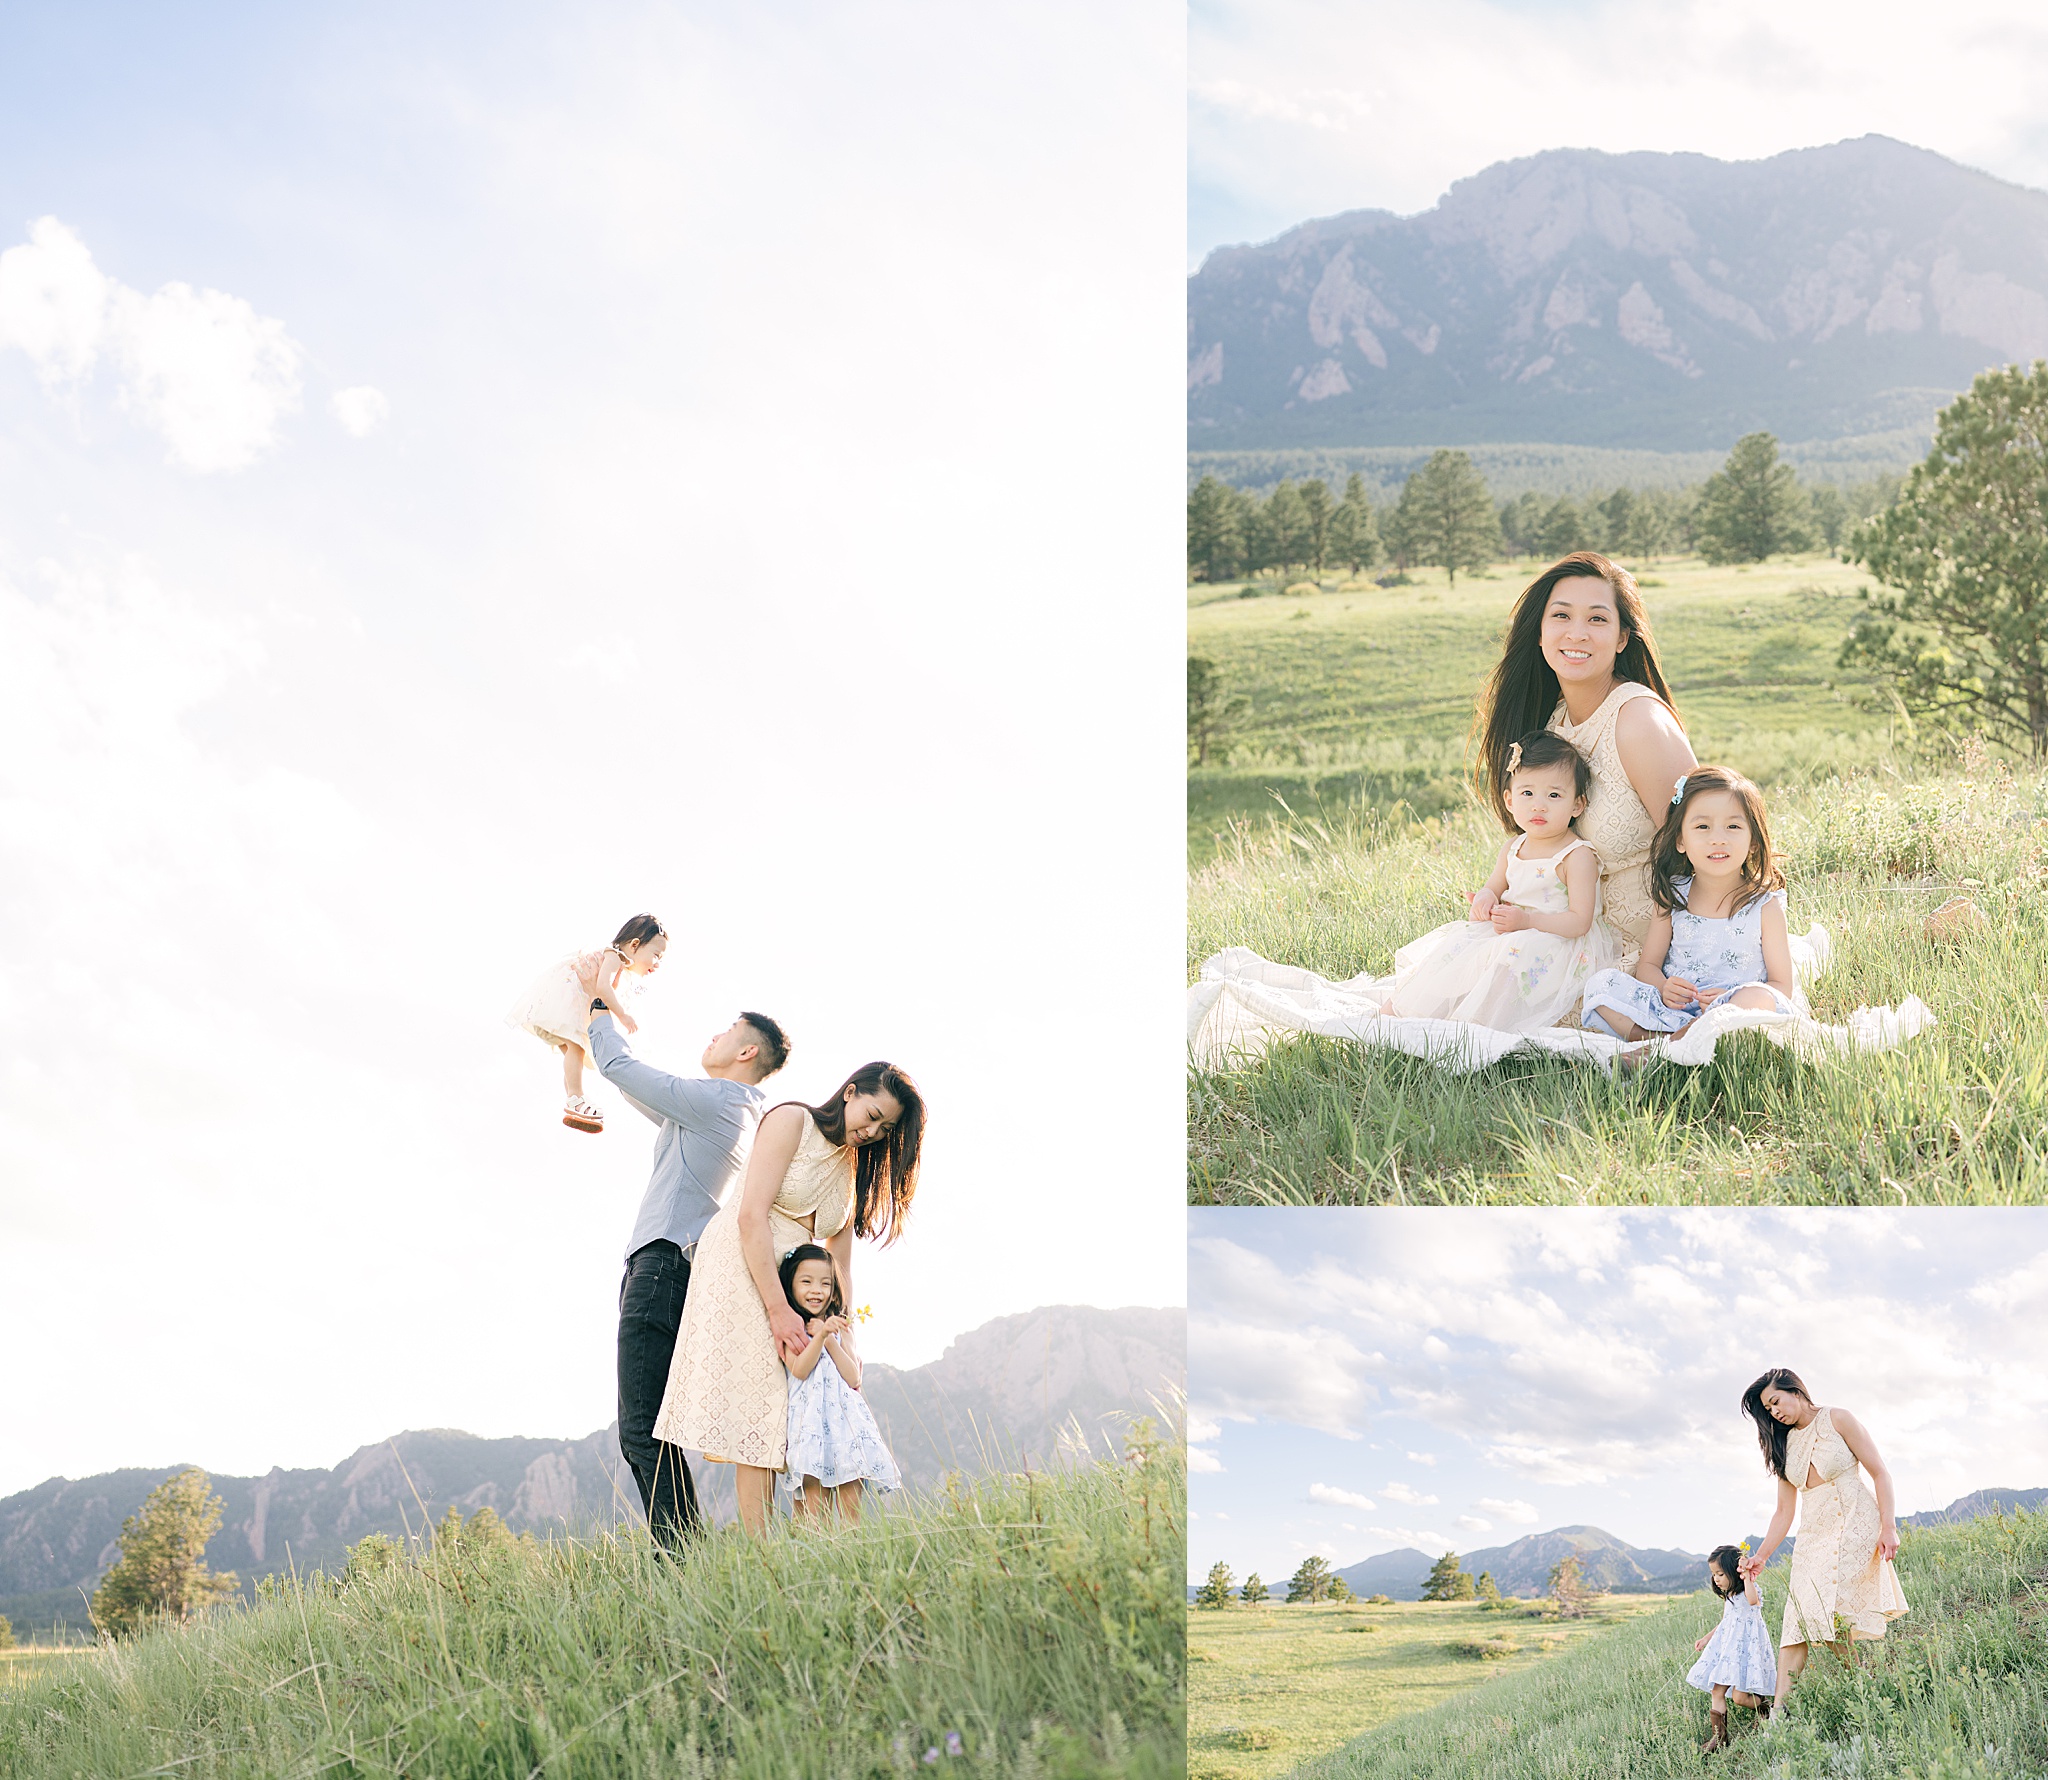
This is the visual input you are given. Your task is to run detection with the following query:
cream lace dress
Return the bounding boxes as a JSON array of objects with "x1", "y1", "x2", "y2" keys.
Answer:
[
  {"x1": 1781, "y1": 1407, "x2": 1908, "y2": 1647},
  {"x1": 653, "y1": 1112, "x2": 854, "y2": 1470},
  {"x1": 1547, "y1": 680, "x2": 1669, "y2": 969}
]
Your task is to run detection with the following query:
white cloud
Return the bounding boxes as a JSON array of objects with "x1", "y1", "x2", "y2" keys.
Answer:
[
  {"x1": 0, "y1": 218, "x2": 301, "y2": 471},
  {"x1": 1456, "y1": 1515, "x2": 1493, "y2": 1532},
  {"x1": 1309, "y1": 1482, "x2": 1376, "y2": 1510},
  {"x1": 1188, "y1": 1413, "x2": 1223, "y2": 1443},
  {"x1": 1189, "y1": 1446, "x2": 1224, "y2": 1473},
  {"x1": 1405, "y1": 1451, "x2": 1436, "y2": 1466},
  {"x1": 1476, "y1": 1497, "x2": 1540, "y2": 1524},
  {"x1": 1381, "y1": 1480, "x2": 1439, "y2": 1506},
  {"x1": 331, "y1": 385, "x2": 390, "y2": 437}
]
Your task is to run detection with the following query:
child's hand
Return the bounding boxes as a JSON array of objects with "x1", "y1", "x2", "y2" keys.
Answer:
[
  {"x1": 1489, "y1": 905, "x2": 1530, "y2": 934},
  {"x1": 822, "y1": 1314, "x2": 850, "y2": 1337},
  {"x1": 618, "y1": 1011, "x2": 640, "y2": 1034},
  {"x1": 1469, "y1": 889, "x2": 1497, "y2": 922},
  {"x1": 1693, "y1": 1635, "x2": 1710, "y2": 1652},
  {"x1": 1661, "y1": 976, "x2": 1702, "y2": 1009}
]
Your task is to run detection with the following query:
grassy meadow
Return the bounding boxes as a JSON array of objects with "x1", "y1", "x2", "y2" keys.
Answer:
[
  {"x1": 1289, "y1": 1510, "x2": 2048, "y2": 1780},
  {"x1": 0, "y1": 1441, "x2": 1182, "y2": 1780},
  {"x1": 1187, "y1": 555, "x2": 2048, "y2": 1203},
  {"x1": 1185, "y1": 1593, "x2": 1673, "y2": 1780}
]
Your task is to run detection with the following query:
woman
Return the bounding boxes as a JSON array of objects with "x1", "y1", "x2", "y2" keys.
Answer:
[
  {"x1": 1738, "y1": 1367, "x2": 1908, "y2": 1712},
  {"x1": 1472, "y1": 552, "x2": 1696, "y2": 967},
  {"x1": 655, "y1": 1061, "x2": 925, "y2": 1534}
]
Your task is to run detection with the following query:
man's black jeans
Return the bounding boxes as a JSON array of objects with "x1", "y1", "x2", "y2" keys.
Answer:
[{"x1": 617, "y1": 1239, "x2": 702, "y2": 1547}]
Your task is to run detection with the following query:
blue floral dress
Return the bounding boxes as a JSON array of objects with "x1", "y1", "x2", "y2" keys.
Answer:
[
  {"x1": 781, "y1": 1343, "x2": 903, "y2": 1497},
  {"x1": 1581, "y1": 878, "x2": 1800, "y2": 1035},
  {"x1": 1686, "y1": 1589, "x2": 1777, "y2": 1696}
]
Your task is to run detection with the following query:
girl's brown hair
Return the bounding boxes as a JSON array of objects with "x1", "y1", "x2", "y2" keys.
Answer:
[
  {"x1": 787, "y1": 1062, "x2": 926, "y2": 1246},
  {"x1": 1649, "y1": 764, "x2": 1784, "y2": 916},
  {"x1": 1470, "y1": 552, "x2": 1679, "y2": 832}
]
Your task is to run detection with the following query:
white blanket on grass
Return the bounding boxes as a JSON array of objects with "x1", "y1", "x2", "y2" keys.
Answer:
[{"x1": 1187, "y1": 928, "x2": 1937, "y2": 1075}]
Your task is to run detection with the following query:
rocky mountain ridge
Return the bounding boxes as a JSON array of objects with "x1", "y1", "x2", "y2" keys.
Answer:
[
  {"x1": 2, "y1": 1303, "x2": 1182, "y2": 1638},
  {"x1": 1189, "y1": 136, "x2": 2048, "y2": 450}
]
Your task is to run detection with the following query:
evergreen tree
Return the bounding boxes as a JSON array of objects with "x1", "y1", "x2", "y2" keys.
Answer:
[
  {"x1": 1421, "y1": 1551, "x2": 1476, "y2": 1601},
  {"x1": 1475, "y1": 1570, "x2": 1502, "y2": 1605},
  {"x1": 1843, "y1": 363, "x2": 2048, "y2": 757},
  {"x1": 1328, "y1": 473, "x2": 1381, "y2": 573},
  {"x1": 0, "y1": 1612, "x2": 13, "y2": 1649},
  {"x1": 1537, "y1": 497, "x2": 1590, "y2": 558},
  {"x1": 1299, "y1": 478, "x2": 1333, "y2": 573},
  {"x1": 1499, "y1": 491, "x2": 1547, "y2": 557},
  {"x1": 1326, "y1": 1574, "x2": 1353, "y2": 1603},
  {"x1": 1195, "y1": 1560, "x2": 1237, "y2": 1609},
  {"x1": 1598, "y1": 488, "x2": 1637, "y2": 555},
  {"x1": 90, "y1": 1468, "x2": 239, "y2": 1637},
  {"x1": 1286, "y1": 1555, "x2": 1334, "y2": 1603},
  {"x1": 1240, "y1": 1571, "x2": 1270, "y2": 1605},
  {"x1": 1187, "y1": 475, "x2": 1247, "y2": 582},
  {"x1": 1264, "y1": 480, "x2": 1312, "y2": 572},
  {"x1": 1548, "y1": 1553, "x2": 1595, "y2": 1618},
  {"x1": 1396, "y1": 451, "x2": 1500, "y2": 585},
  {"x1": 1809, "y1": 484, "x2": 1848, "y2": 553},
  {"x1": 1695, "y1": 432, "x2": 1814, "y2": 562},
  {"x1": 1628, "y1": 487, "x2": 1684, "y2": 557},
  {"x1": 1188, "y1": 656, "x2": 1248, "y2": 766}
]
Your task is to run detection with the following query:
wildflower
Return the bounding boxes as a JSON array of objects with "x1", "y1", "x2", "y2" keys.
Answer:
[
  {"x1": 858, "y1": 1304, "x2": 874, "y2": 1323},
  {"x1": 946, "y1": 1732, "x2": 964, "y2": 1757},
  {"x1": 923, "y1": 1748, "x2": 940, "y2": 1765}
]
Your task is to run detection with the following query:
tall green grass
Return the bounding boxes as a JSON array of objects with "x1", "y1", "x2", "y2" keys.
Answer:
[
  {"x1": 1290, "y1": 1509, "x2": 2048, "y2": 1780},
  {"x1": 1188, "y1": 765, "x2": 2048, "y2": 1203},
  {"x1": 0, "y1": 1439, "x2": 1183, "y2": 1780}
]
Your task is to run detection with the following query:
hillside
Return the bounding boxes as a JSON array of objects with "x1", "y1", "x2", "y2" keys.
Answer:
[
  {"x1": 1, "y1": 1303, "x2": 1182, "y2": 1638},
  {"x1": 1188, "y1": 135, "x2": 2048, "y2": 450}
]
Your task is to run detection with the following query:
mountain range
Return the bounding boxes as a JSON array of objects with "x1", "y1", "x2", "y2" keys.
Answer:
[
  {"x1": 2, "y1": 1303, "x2": 1183, "y2": 1639},
  {"x1": 1188, "y1": 135, "x2": 2048, "y2": 451},
  {"x1": 1310, "y1": 1488, "x2": 2045, "y2": 1601}
]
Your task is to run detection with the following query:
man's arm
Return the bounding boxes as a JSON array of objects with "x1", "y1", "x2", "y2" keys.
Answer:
[{"x1": 586, "y1": 1012, "x2": 732, "y2": 1132}]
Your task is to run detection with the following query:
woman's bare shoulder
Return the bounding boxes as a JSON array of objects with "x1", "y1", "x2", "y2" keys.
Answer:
[
  {"x1": 1612, "y1": 688, "x2": 1685, "y2": 742},
  {"x1": 758, "y1": 1103, "x2": 810, "y2": 1140}
]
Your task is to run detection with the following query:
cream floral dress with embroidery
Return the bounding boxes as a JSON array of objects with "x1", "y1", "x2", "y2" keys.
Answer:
[
  {"x1": 1547, "y1": 680, "x2": 1671, "y2": 969},
  {"x1": 1781, "y1": 1407, "x2": 1909, "y2": 1646},
  {"x1": 654, "y1": 1112, "x2": 854, "y2": 1470}
]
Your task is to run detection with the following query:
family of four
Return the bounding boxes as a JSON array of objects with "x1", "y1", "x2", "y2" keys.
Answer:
[{"x1": 513, "y1": 922, "x2": 927, "y2": 1538}]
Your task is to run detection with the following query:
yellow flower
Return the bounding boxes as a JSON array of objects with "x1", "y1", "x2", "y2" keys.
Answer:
[{"x1": 856, "y1": 1304, "x2": 873, "y2": 1323}]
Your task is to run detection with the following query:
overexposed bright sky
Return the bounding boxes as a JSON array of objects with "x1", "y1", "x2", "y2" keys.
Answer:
[
  {"x1": 1191, "y1": 0, "x2": 2048, "y2": 266},
  {"x1": 1188, "y1": 1210, "x2": 2048, "y2": 1584},
  {"x1": 0, "y1": 2, "x2": 1184, "y2": 1498}
]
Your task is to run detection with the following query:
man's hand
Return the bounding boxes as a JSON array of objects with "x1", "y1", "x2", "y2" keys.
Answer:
[
  {"x1": 769, "y1": 1302, "x2": 809, "y2": 1363},
  {"x1": 574, "y1": 952, "x2": 605, "y2": 999}
]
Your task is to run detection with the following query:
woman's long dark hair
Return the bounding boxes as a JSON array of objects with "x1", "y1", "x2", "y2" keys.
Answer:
[
  {"x1": 1471, "y1": 552, "x2": 1678, "y2": 831},
  {"x1": 1741, "y1": 1367, "x2": 1813, "y2": 1480},
  {"x1": 1649, "y1": 764, "x2": 1785, "y2": 916},
  {"x1": 778, "y1": 1242, "x2": 844, "y2": 1320},
  {"x1": 789, "y1": 1062, "x2": 925, "y2": 1245},
  {"x1": 1707, "y1": 1545, "x2": 1745, "y2": 1599}
]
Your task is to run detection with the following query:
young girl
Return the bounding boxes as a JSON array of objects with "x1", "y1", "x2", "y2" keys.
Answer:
[
  {"x1": 1580, "y1": 766, "x2": 1800, "y2": 1041},
  {"x1": 506, "y1": 914, "x2": 668, "y2": 1132},
  {"x1": 779, "y1": 1243, "x2": 900, "y2": 1523},
  {"x1": 1374, "y1": 730, "x2": 1618, "y2": 1029},
  {"x1": 1687, "y1": 1544, "x2": 1776, "y2": 1752}
]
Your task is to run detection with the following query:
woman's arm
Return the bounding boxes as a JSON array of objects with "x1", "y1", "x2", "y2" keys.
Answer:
[
  {"x1": 1833, "y1": 1409, "x2": 1900, "y2": 1560},
  {"x1": 1748, "y1": 1476, "x2": 1798, "y2": 1570},
  {"x1": 785, "y1": 1322, "x2": 828, "y2": 1380},
  {"x1": 1757, "y1": 898, "x2": 1797, "y2": 995},
  {"x1": 825, "y1": 1223, "x2": 855, "y2": 1340},
  {"x1": 736, "y1": 1106, "x2": 811, "y2": 1363},
  {"x1": 1613, "y1": 694, "x2": 1697, "y2": 825},
  {"x1": 1470, "y1": 839, "x2": 1514, "y2": 922}
]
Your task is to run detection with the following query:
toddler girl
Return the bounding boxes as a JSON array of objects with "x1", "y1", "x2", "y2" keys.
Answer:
[
  {"x1": 1581, "y1": 765, "x2": 1800, "y2": 1041},
  {"x1": 507, "y1": 913, "x2": 668, "y2": 1132},
  {"x1": 779, "y1": 1243, "x2": 900, "y2": 1523},
  {"x1": 1374, "y1": 730, "x2": 1617, "y2": 1029},
  {"x1": 1686, "y1": 1544, "x2": 1775, "y2": 1752}
]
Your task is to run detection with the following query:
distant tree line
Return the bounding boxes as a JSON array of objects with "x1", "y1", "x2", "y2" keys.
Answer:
[{"x1": 1188, "y1": 435, "x2": 1904, "y2": 583}]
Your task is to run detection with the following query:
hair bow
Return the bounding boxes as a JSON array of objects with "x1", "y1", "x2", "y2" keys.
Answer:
[
  {"x1": 1670, "y1": 774, "x2": 1688, "y2": 806},
  {"x1": 1505, "y1": 741, "x2": 1523, "y2": 773}
]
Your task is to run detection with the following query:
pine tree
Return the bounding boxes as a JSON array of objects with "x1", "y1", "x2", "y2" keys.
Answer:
[
  {"x1": 1396, "y1": 451, "x2": 1500, "y2": 585},
  {"x1": 1240, "y1": 1571, "x2": 1270, "y2": 1605},
  {"x1": 1695, "y1": 432, "x2": 1814, "y2": 563},
  {"x1": 1810, "y1": 484, "x2": 1848, "y2": 552},
  {"x1": 1187, "y1": 475, "x2": 1247, "y2": 582},
  {"x1": 1195, "y1": 1560, "x2": 1237, "y2": 1608},
  {"x1": 1537, "y1": 497, "x2": 1589, "y2": 558},
  {"x1": 1188, "y1": 656, "x2": 1249, "y2": 766},
  {"x1": 1299, "y1": 478, "x2": 1333, "y2": 573},
  {"x1": 0, "y1": 1612, "x2": 14, "y2": 1649},
  {"x1": 1421, "y1": 1550, "x2": 1475, "y2": 1600},
  {"x1": 1548, "y1": 1553, "x2": 1595, "y2": 1618},
  {"x1": 90, "y1": 1468, "x2": 239, "y2": 1637},
  {"x1": 1263, "y1": 480, "x2": 1312, "y2": 573},
  {"x1": 1328, "y1": 473, "x2": 1381, "y2": 573},
  {"x1": 1326, "y1": 1574, "x2": 1353, "y2": 1602},
  {"x1": 1286, "y1": 1555, "x2": 1334, "y2": 1603},
  {"x1": 1475, "y1": 1570, "x2": 1503, "y2": 1605},
  {"x1": 1498, "y1": 490, "x2": 1546, "y2": 558}
]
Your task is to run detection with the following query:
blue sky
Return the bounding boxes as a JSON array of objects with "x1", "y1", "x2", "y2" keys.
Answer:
[
  {"x1": 1189, "y1": 1210, "x2": 2048, "y2": 1584},
  {"x1": 1189, "y1": 0, "x2": 2048, "y2": 266},
  {"x1": 0, "y1": 2, "x2": 1184, "y2": 1496}
]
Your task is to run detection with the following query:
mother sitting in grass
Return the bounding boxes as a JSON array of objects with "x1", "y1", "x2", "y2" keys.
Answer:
[{"x1": 1472, "y1": 551, "x2": 1697, "y2": 969}]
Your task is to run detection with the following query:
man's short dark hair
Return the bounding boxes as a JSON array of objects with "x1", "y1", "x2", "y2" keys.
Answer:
[{"x1": 737, "y1": 1012, "x2": 790, "y2": 1077}]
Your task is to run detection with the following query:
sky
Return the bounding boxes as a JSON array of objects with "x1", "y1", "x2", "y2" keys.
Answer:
[
  {"x1": 0, "y1": 1, "x2": 1185, "y2": 1499},
  {"x1": 1190, "y1": 0, "x2": 2048, "y2": 267},
  {"x1": 1188, "y1": 1209, "x2": 2048, "y2": 1585}
]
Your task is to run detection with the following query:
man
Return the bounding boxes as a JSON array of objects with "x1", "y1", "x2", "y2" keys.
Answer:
[{"x1": 577, "y1": 956, "x2": 790, "y2": 1547}]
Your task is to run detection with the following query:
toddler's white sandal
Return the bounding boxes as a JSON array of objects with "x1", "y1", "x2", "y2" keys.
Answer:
[{"x1": 563, "y1": 1096, "x2": 604, "y2": 1133}]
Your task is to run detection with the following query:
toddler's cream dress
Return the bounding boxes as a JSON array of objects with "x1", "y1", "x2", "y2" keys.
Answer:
[
  {"x1": 1781, "y1": 1407, "x2": 1909, "y2": 1646},
  {"x1": 654, "y1": 1112, "x2": 854, "y2": 1470}
]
